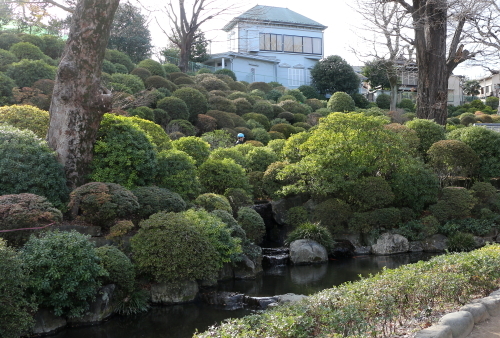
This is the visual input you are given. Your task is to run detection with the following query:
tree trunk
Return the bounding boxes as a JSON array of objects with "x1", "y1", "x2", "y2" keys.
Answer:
[
  {"x1": 413, "y1": 0, "x2": 448, "y2": 125},
  {"x1": 389, "y1": 77, "x2": 399, "y2": 111},
  {"x1": 47, "y1": 0, "x2": 119, "y2": 190}
]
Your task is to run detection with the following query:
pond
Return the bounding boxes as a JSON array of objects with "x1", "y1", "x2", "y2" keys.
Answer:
[{"x1": 51, "y1": 252, "x2": 436, "y2": 338}]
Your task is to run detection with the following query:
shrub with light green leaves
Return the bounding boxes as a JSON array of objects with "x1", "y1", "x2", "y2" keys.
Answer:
[
  {"x1": 105, "y1": 49, "x2": 135, "y2": 72},
  {"x1": 0, "y1": 125, "x2": 69, "y2": 209},
  {"x1": 0, "y1": 238, "x2": 34, "y2": 338},
  {"x1": 0, "y1": 104, "x2": 49, "y2": 138},
  {"x1": 22, "y1": 230, "x2": 106, "y2": 318},
  {"x1": 172, "y1": 87, "x2": 208, "y2": 121},
  {"x1": 9, "y1": 42, "x2": 45, "y2": 60},
  {"x1": 90, "y1": 114, "x2": 157, "y2": 188},
  {"x1": 194, "y1": 193, "x2": 232, "y2": 213},
  {"x1": 110, "y1": 73, "x2": 145, "y2": 94},
  {"x1": 237, "y1": 207, "x2": 266, "y2": 244},
  {"x1": 127, "y1": 115, "x2": 172, "y2": 152},
  {"x1": 156, "y1": 96, "x2": 190, "y2": 121},
  {"x1": 198, "y1": 158, "x2": 251, "y2": 194},
  {"x1": 245, "y1": 146, "x2": 278, "y2": 172},
  {"x1": 155, "y1": 149, "x2": 201, "y2": 200},
  {"x1": 172, "y1": 136, "x2": 210, "y2": 166},
  {"x1": 131, "y1": 209, "x2": 241, "y2": 282},
  {"x1": 7, "y1": 59, "x2": 56, "y2": 87},
  {"x1": 405, "y1": 118, "x2": 445, "y2": 156},
  {"x1": 327, "y1": 91, "x2": 355, "y2": 112},
  {"x1": 95, "y1": 245, "x2": 135, "y2": 292},
  {"x1": 68, "y1": 182, "x2": 139, "y2": 227},
  {"x1": 136, "y1": 59, "x2": 166, "y2": 77},
  {"x1": 224, "y1": 188, "x2": 253, "y2": 215},
  {"x1": 132, "y1": 186, "x2": 186, "y2": 219},
  {"x1": 128, "y1": 106, "x2": 154, "y2": 121},
  {"x1": 209, "y1": 147, "x2": 248, "y2": 167}
]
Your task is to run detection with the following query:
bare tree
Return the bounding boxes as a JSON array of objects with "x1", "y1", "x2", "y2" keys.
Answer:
[
  {"x1": 367, "y1": 0, "x2": 485, "y2": 125},
  {"x1": 157, "y1": 0, "x2": 237, "y2": 72},
  {"x1": 47, "y1": 0, "x2": 119, "y2": 189}
]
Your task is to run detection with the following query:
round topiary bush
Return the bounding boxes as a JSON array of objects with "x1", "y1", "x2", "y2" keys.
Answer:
[
  {"x1": 214, "y1": 68, "x2": 236, "y2": 81},
  {"x1": 131, "y1": 67, "x2": 152, "y2": 82},
  {"x1": 0, "y1": 193, "x2": 62, "y2": 247},
  {"x1": 0, "y1": 49, "x2": 17, "y2": 71},
  {"x1": 210, "y1": 146, "x2": 248, "y2": 167},
  {"x1": 375, "y1": 93, "x2": 391, "y2": 109},
  {"x1": 194, "y1": 193, "x2": 232, "y2": 213},
  {"x1": 7, "y1": 59, "x2": 56, "y2": 87},
  {"x1": 9, "y1": 41, "x2": 45, "y2": 60},
  {"x1": 351, "y1": 93, "x2": 370, "y2": 109},
  {"x1": 169, "y1": 72, "x2": 189, "y2": 82},
  {"x1": 21, "y1": 230, "x2": 106, "y2": 318},
  {"x1": 128, "y1": 106, "x2": 154, "y2": 121},
  {"x1": 198, "y1": 158, "x2": 251, "y2": 194},
  {"x1": 224, "y1": 188, "x2": 253, "y2": 215},
  {"x1": 90, "y1": 114, "x2": 157, "y2": 188},
  {"x1": 145, "y1": 75, "x2": 178, "y2": 92},
  {"x1": 200, "y1": 77, "x2": 230, "y2": 91},
  {"x1": 233, "y1": 97, "x2": 253, "y2": 116},
  {"x1": 0, "y1": 33, "x2": 21, "y2": 50},
  {"x1": 172, "y1": 87, "x2": 208, "y2": 121},
  {"x1": 164, "y1": 63, "x2": 181, "y2": 74},
  {"x1": 278, "y1": 100, "x2": 310, "y2": 115},
  {"x1": 132, "y1": 186, "x2": 186, "y2": 219},
  {"x1": 237, "y1": 207, "x2": 265, "y2": 244},
  {"x1": 270, "y1": 123, "x2": 296, "y2": 138},
  {"x1": 427, "y1": 140, "x2": 480, "y2": 184},
  {"x1": 127, "y1": 116, "x2": 172, "y2": 151},
  {"x1": 131, "y1": 209, "x2": 240, "y2": 282},
  {"x1": 156, "y1": 96, "x2": 189, "y2": 121},
  {"x1": 248, "y1": 82, "x2": 272, "y2": 93},
  {"x1": 172, "y1": 136, "x2": 210, "y2": 166},
  {"x1": 95, "y1": 245, "x2": 135, "y2": 292},
  {"x1": 0, "y1": 125, "x2": 69, "y2": 209},
  {"x1": 174, "y1": 76, "x2": 195, "y2": 85},
  {"x1": 137, "y1": 59, "x2": 166, "y2": 77},
  {"x1": 196, "y1": 114, "x2": 218, "y2": 134},
  {"x1": 0, "y1": 104, "x2": 49, "y2": 139},
  {"x1": 41, "y1": 35, "x2": 65, "y2": 59},
  {"x1": 105, "y1": 49, "x2": 135, "y2": 72},
  {"x1": 327, "y1": 91, "x2": 356, "y2": 112},
  {"x1": 167, "y1": 119, "x2": 196, "y2": 136},
  {"x1": 110, "y1": 73, "x2": 145, "y2": 94},
  {"x1": 68, "y1": 182, "x2": 139, "y2": 227},
  {"x1": 155, "y1": 149, "x2": 201, "y2": 200},
  {"x1": 208, "y1": 95, "x2": 236, "y2": 113},
  {"x1": 284, "y1": 89, "x2": 306, "y2": 103},
  {"x1": 405, "y1": 118, "x2": 445, "y2": 156},
  {"x1": 245, "y1": 146, "x2": 278, "y2": 172},
  {"x1": 344, "y1": 176, "x2": 395, "y2": 212},
  {"x1": 252, "y1": 127, "x2": 271, "y2": 145},
  {"x1": 0, "y1": 238, "x2": 35, "y2": 338}
]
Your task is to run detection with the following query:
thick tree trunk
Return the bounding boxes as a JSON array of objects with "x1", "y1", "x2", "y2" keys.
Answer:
[
  {"x1": 413, "y1": 0, "x2": 448, "y2": 125},
  {"x1": 47, "y1": 0, "x2": 119, "y2": 190},
  {"x1": 389, "y1": 81, "x2": 399, "y2": 111}
]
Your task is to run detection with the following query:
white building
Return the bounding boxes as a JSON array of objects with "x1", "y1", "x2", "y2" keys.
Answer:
[
  {"x1": 203, "y1": 5, "x2": 327, "y2": 88},
  {"x1": 476, "y1": 73, "x2": 500, "y2": 100}
]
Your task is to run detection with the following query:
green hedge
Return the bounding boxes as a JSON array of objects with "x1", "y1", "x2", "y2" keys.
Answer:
[{"x1": 195, "y1": 244, "x2": 500, "y2": 337}]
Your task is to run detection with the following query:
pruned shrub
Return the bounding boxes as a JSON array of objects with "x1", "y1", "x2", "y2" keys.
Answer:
[
  {"x1": 7, "y1": 59, "x2": 56, "y2": 87},
  {"x1": 429, "y1": 187, "x2": 476, "y2": 223},
  {"x1": 384, "y1": 123, "x2": 420, "y2": 156},
  {"x1": 164, "y1": 63, "x2": 181, "y2": 74},
  {"x1": 196, "y1": 114, "x2": 218, "y2": 134},
  {"x1": 174, "y1": 76, "x2": 195, "y2": 85},
  {"x1": 375, "y1": 93, "x2": 391, "y2": 109},
  {"x1": 169, "y1": 72, "x2": 189, "y2": 82},
  {"x1": 327, "y1": 91, "x2": 355, "y2": 112},
  {"x1": 172, "y1": 87, "x2": 208, "y2": 121},
  {"x1": 127, "y1": 116, "x2": 172, "y2": 151},
  {"x1": 69, "y1": 182, "x2": 139, "y2": 227},
  {"x1": 285, "y1": 222, "x2": 334, "y2": 252},
  {"x1": 208, "y1": 95, "x2": 236, "y2": 113},
  {"x1": 172, "y1": 136, "x2": 210, "y2": 166},
  {"x1": 270, "y1": 123, "x2": 296, "y2": 138},
  {"x1": 0, "y1": 125, "x2": 69, "y2": 208},
  {"x1": 344, "y1": 176, "x2": 395, "y2": 212},
  {"x1": 105, "y1": 49, "x2": 134, "y2": 72},
  {"x1": 155, "y1": 149, "x2": 201, "y2": 200},
  {"x1": 286, "y1": 206, "x2": 309, "y2": 227},
  {"x1": 229, "y1": 113, "x2": 249, "y2": 128},
  {"x1": 237, "y1": 207, "x2": 265, "y2": 244},
  {"x1": 131, "y1": 67, "x2": 152, "y2": 82},
  {"x1": 252, "y1": 127, "x2": 271, "y2": 145},
  {"x1": 0, "y1": 238, "x2": 35, "y2": 338},
  {"x1": 224, "y1": 188, "x2": 253, "y2": 215},
  {"x1": 145, "y1": 75, "x2": 177, "y2": 92},
  {"x1": 198, "y1": 158, "x2": 250, "y2": 194},
  {"x1": 233, "y1": 97, "x2": 253, "y2": 115},
  {"x1": 200, "y1": 77, "x2": 230, "y2": 91},
  {"x1": 0, "y1": 49, "x2": 17, "y2": 71},
  {"x1": 311, "y1": 198, "x2": 352, "y2": 234},
  {"x1": 0, "y1": 33, "x2": 21, "y2": 50},
  {"x1": 22, "y1": 231, "x2": 106, "y2": 319},
  {"x1": 470, "y1": 182, "x2": 499, "y2": 211},
  {"x1": 405, "y1": 118, "x2": 445, "y2": 156},
  {"x1": 214, "y1": 68, "x2": 236, "y2": 81},
  {"x1": 210, "y1": 147, "x2": 248, "y2": 167},
  {"x1": 229, "y1": 81, "x2": 248, "y2": 92},
  {"x1": 111, "y1": 73, "x2": 145, "y2": 94},
  {"x1": 0, "y1": 104, "x2": 49, "y2": 138},
  {"x1": 261, "y1": 161, "x2": 288, "y2": 200},
  {"x1": 246, "y1": 146, "x2": 278, "y2": 172},
  {"x1": 95, "y1": 245, "x2": 135, "y2": 292},
  {"x1": 278, "y1": 99, "x2": 310, "y2": 115},
  {"x1": 90, "y1": 114, "x2": 157, "y2": 188},
  {"x1": 427, "y1": 140, "x2": 480, "y2": 185},
  {"x1": 137, "y1": 59, "x2": 166, "y2": 77},
  {"x1": 9, "y1": 42, "x2": 45, "y2": 60},
  {"x1": 194, "y1": 193, "x2": 232, "y2": 213},
  {"x1": 132, "y1": 186, "x2": 186, "y2": 219},
  {"x1": 396, "y1": 215, "x2": 440, "y2": 241},
  {"x1": 206, "y1": 109, "x2": 235, "y2": 129},
  {"x1": 156, "y1": 96, "x2": 189, "y2": 121},
  {"x1": 131, "y1": 209, "x2": 241, "y2": 283},
  {"x1": 248, "y1": 82, "x2": 272, "y2": 93},
  {"x1": 128, "y1": 106, "x2": 154, "y2": 121},
  {"x1": 0, "y1": 193, "x2": 62, "y2": 247},
  {"x1": 167, "y1": 119, "x2": 196, "y2": 136},
  {"x1": 447, "y1": 232, "x2": 476, "y2": 252}
]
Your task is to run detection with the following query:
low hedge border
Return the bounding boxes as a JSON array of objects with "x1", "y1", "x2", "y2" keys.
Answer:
[{"x1": 194, "y1": 244, "x2": 500, "y2": 338}]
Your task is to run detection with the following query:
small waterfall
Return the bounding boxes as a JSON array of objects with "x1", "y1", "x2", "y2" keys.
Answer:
[{"x1": 262, "y1": 247, "x2": 289, "y2": 268}]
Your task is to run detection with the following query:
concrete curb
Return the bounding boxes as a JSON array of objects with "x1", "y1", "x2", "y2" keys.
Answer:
[{"x1": 415, "y1": 290, "x2": 500, "y2": 338}]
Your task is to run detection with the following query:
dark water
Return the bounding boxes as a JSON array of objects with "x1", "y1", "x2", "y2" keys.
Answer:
[{"x1": 52, "y1": 252, "x2": 435, "y2": 338}]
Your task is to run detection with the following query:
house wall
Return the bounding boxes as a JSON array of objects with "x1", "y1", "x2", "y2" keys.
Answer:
[
  {"x1": 477, "y1": 74, "x2": 500, "y2": 100},
  {"x1": 226, "y1": 22, "x2": 324, "y2": 88},
  {"x1": 447, "y1": 75, "x2": 463, "y2": 106},
  {"x1": 230, "y1": 58, "x2": 277, "y2": 83}
]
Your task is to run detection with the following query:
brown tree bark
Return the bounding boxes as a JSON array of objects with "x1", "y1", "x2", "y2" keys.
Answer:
[{"x1": 47, "y1": 0, "x2": 119, "y2": 190}]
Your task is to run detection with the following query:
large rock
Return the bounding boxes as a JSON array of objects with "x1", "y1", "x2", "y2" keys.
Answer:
[
  {"x1": 234, "y1": 254, "x2": 260, "y2": 279},
  {"x1": 371, "y1": 233, "x2": 409, "y2": 255},
  {"x1": 32, "y1": 308, "x2": 67, "y2": 335},
  {"x1": 200, "y1": 291, "x2": 244, "y2": 310},
  {"x1": 289, "y1": 239, "x2": 328, "y2": 265},
  {"x1": 422, "y1": 234, "x2": 448, "y2": 252},
  {"x1": 437, "y1": 311, "x2": 474, "y2": 338},
  {"x1": 67, "y1": 284, "x2": 115, "y2": 324},
  {"x1": 150, "y1": 280, "x2": 199, "y2": 305}
]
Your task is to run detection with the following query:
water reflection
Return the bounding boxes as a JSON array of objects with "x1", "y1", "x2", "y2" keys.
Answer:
[{"x1": 51, "y1": 252, "x2": 436, "y2": 338}]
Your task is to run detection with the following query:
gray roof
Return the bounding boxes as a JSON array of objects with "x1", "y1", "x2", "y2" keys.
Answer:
[{"x1": 223, "y1": 5, "x2": 327, "y2": 31}]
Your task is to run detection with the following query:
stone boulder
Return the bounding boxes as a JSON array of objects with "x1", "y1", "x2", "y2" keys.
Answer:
[
  {"x1": 289, "y1": 239, "x2": 328, "y2": 265},
  {"x1": 32, "y1": 308, "x2": 66, "y2": 335},
  {"x1": 422, "y1": 234, "x2": 448, "y2": 252},
  {"x1": 67, "y1": 284, "x2": 115, "y2": 324},
  {"x1": 371, "y1": 233, "x2": 409, "y2": 255},
  {"x1": 409, "y1": 241, "x2": 423, "y2": 252},
  {"x1": 150, "y1": 280, "x2": 198, "y2": 304},
  {"x1": 234, "y1": 254, "x2": 260, "y2": 279}
]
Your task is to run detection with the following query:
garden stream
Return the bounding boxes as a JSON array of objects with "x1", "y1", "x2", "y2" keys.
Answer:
[{"x1": 51, "y1": 252, "x2": 436, "y2": 338}]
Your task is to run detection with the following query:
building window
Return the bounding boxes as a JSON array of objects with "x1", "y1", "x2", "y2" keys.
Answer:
[
  {"x1": 260, "y1": 33, "x2": 321, "y2": 54},
  {"x1": 288, "y1": 68, "x2": 303, "y2": 87}
]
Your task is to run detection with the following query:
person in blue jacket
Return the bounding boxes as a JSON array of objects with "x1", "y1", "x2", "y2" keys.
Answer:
[{"x1": 235, "y1": 133, "x2": 245, "y2": 145}]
